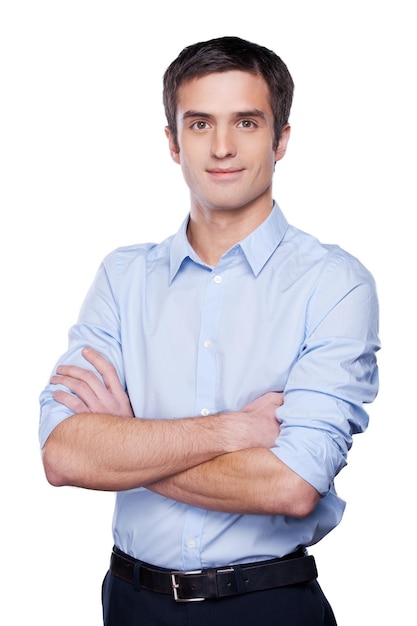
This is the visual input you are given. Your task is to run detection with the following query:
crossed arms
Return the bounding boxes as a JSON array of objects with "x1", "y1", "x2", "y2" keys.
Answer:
[{"x1": 42, "y1": 347, "x2": 320, "y2": 517}]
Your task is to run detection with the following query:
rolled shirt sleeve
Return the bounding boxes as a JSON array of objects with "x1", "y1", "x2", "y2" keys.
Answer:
[
  {"x1": 273, "y1": 249, "x2": 380, "y2": 495},
  {"x1": 39, "y1": 252, "x2": 127, "y2": 449}
]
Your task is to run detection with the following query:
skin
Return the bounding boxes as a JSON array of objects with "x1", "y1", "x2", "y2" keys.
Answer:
[
  {"x1": 166, "y1": 70, "x2": 291, "y2": 266},
  {"x1": 42, "y1": 70, "x2": 320, "y2": 517},
  {"x1": 45, "y1": 348, "x2": 282, "y2": 492}
]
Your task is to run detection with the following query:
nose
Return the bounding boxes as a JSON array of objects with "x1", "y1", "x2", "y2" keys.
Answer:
[{"x1": 211, "y1": 126, "x2": 236, "y2": 159}]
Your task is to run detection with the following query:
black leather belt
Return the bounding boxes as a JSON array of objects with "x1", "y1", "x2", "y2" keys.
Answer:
[{"x1": 110, "y1": 547, "x2": 318, "y2": 602}]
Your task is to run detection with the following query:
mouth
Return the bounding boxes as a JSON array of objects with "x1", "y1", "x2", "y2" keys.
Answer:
[{"x1": 207, "y1": 168, "x2": 244, "y2": 181}]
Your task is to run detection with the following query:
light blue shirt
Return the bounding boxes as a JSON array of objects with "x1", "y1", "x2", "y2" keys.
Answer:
[{"x1": 39, "y1": 203, "x2": 379, "y2": 570}]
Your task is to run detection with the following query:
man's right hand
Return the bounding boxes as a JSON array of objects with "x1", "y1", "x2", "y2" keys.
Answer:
[{"x1": 236, "y1": 391, "x2": 282, "y2": 450}]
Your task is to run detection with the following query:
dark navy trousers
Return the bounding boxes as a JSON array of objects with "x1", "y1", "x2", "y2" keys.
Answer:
[{"x1": 102, "y1": 570, "x2": 337, "y2": 625}]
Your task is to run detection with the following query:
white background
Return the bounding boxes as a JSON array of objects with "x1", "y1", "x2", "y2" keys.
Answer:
[{"x1": 1, "y1": 1, "x2": 415, "y2": 624}]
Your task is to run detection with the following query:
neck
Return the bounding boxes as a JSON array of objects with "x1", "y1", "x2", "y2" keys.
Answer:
[{"x1": 187, "y1": 203, "x2": 273, "y2": 266}]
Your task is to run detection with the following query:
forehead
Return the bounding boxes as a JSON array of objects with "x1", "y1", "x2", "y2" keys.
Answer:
[{"x1": 176, "y1": 70, "x2": 272, "y2": 117}]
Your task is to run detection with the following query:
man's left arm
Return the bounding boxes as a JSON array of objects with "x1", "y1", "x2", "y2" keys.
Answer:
[
  {"x1": 147, "y1": 447, "x2": 320, "y2": 517},
  {"x1": 150, "y1": 253, "x2": 380, "y2": 515},
  {"x1": 50, "y1": 254, "x2": 379, "y2": 518}
]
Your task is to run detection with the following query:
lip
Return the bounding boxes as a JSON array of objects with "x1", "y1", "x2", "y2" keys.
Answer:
[{"x1": 207, "y1": 168, "x2": 244, "y2": 180}]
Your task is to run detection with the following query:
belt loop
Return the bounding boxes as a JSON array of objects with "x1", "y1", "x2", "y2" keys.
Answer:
[
  {"x1": 233, "y1": 564, "x2": 246, "y2": 595},
  {"x1": 133, "y1": 562, "x2": 141, "y2": 592}
]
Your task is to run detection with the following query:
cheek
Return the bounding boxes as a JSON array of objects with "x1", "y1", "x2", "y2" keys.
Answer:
[
  {"x1": 178, "y1": 146, "x2": 204, "y2": 179},
  {"x1": 179, "y1": 157, "x2": 200, "y2": 189},
  {"x1": 254, "y1": 151, "x2": 276, "y2": 178}
]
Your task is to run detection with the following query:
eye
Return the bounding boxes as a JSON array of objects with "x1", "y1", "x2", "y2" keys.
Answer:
[
  {"x1": 238, "y1": 119, "x2": 258, "y2": 129},
  {"x1": 191, "y1": 120, "x2": 210, "y2": 130}
]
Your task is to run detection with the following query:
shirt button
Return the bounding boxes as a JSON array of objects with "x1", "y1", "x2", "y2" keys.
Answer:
[
  {"x1": 201, "y1": 408, "x2": 210, "y2": 416},
  {"x1": 214, "y1": 275, "x2": 222, "y2": 284},
  {"x1": 204, "y1": 339, "x2": 213, "y2": 349},
  {"x1": 187, "y1": 539, "x2": 196, "y2": 549}
]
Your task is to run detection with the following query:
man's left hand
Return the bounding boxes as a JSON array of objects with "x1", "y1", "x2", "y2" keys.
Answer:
[{"x1": 50, "y1": 347, "x2": 134, "y2": 417}]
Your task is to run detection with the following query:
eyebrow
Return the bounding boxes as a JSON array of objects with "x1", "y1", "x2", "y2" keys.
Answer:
[
  {"x1": 182, "y1": 109, "x2": 268, "y2": 122},
  {"x1": 234, "y1": 109, "x2": 268, "y2": 121},
  {"x1": 182, "y1": 111, "x2": 214, "y2": 121}
]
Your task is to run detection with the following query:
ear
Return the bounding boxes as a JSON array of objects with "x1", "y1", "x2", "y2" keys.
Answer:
[
  {"x1": 165, "y1": 126, "x2": 181, "y2": 164},
  {"x1": 274, "y1": 124, "x2": 291, "y2": 163}
]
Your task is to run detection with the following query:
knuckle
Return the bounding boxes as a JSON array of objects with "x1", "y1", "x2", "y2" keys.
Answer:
[{"x1": 84, "y1": 369, "x2": 98, "y2": 382}]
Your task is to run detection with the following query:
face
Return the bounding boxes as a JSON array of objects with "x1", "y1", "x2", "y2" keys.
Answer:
[{"x1": 166, "y1": 70, "x2": 290, "y2": 219}]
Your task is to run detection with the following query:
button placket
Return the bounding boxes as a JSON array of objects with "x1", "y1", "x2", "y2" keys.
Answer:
[{"x1": 181, "y1": 268, "x2": 229, "y2": 569}]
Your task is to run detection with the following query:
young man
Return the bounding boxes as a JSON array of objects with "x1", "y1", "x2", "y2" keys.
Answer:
[{"x1": 39, "y1": 36, "x2": 380, "y2": 625}]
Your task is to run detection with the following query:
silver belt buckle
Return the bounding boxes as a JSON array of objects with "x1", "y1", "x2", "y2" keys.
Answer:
[{"x1": 171, "y1": 570, "x2": 205, "y2": 602}]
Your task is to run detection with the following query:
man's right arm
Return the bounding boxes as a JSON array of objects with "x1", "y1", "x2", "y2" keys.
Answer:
[{"x1": 42, "y1": 348, "x2": 281, "y2": 491}]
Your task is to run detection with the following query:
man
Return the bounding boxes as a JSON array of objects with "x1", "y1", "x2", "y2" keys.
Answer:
[{"x1": 39, "y1": 36, "x2": 380, "y2": 625}]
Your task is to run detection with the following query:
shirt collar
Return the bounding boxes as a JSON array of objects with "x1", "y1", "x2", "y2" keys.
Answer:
[
  {"x1": 239, "y1": 202, "x2": 289, "y2": 276},
  {"x1": 169, "y1": 214, "x2": 197, "y2": 284},
  {"x1": 169, "y1": 202, "x2": 289, "y2": 282}
]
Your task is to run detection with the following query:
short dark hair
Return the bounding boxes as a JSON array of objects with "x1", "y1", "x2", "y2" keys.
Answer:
[{"x1": 163, "y1": 36, "x2": 294, "y2": 150}]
